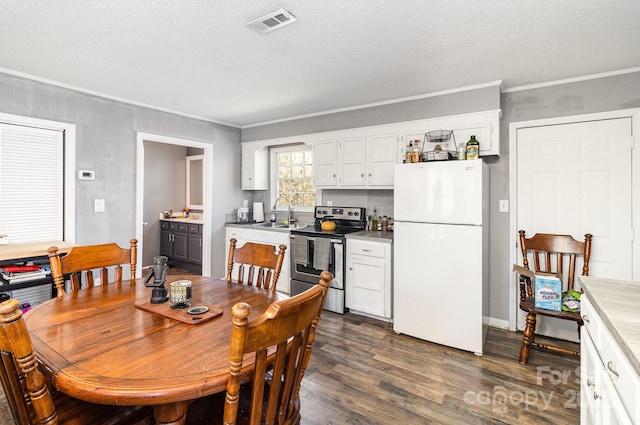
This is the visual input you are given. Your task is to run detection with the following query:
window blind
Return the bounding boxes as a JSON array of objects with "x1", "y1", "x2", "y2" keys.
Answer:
[{"x1": 0, "y1": 123, "x2": 64, "y2": 243}]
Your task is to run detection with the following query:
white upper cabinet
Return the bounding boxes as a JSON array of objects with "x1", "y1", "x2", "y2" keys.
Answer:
[
  {"x1": 242, "y1": 109, "x2": 500, "y2": 190},
  {"x1": 311, "y1": 129, "x2": 398, "y2": 189},
  {"x1": 367, "y1": 133, "x2": 397, "y2": 187},
  {"x1": 401, "y1": 110, "x2": 501, "y2": 158},
  {"x1": 340, "y1": 135, "x2": 367, "y2": 186},
  {"x1": 241, "y1": 145, "x2": 268, "y2": 190},
  {"x1": 312, "y1": 137, "x2": 339, "y2": 187}
]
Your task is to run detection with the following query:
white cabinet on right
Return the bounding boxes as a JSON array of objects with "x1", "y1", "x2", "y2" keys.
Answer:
[
  {"x1": 345, "y1": 236, "x2": 393, "y2": 321},
  {"x1": 580, "y1": 286, "x2": 640, "y2": 425}
]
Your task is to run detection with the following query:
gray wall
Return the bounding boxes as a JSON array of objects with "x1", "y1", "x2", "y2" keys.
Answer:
[
  {"x1": 491, "y1": 71, "x2": 640, "y2": 322},
  {"x1": 3, "y1": 69, "x2": 638, "y2": 318},
  {"x1": 142, "y1": 143, "x2": 188, "y2": 267},
  {"x1": 0, "y1": 72, "x2": 243, "y2": 278},
  {"x1": 240, "y1": 72, "x2": 640, "y2": 324},
  {"x1": 242, "y1": 84, "x2": 501, "y2": 141}
]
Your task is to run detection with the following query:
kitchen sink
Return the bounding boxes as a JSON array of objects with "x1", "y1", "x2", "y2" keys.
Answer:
[
  {"x1": 274, "y1": 224, "x2": 307, "y2": 229},
  {"x1": 251, "y1": 222, "x2": 280, "y2": 228},
  {"x1": 250, "y1": 222, "x2": 308, "y2": 230}
]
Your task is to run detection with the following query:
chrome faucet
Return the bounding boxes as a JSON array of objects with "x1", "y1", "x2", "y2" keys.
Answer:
[{"x1": 272, "y1": 195, "x2": 295, "y2": 224}]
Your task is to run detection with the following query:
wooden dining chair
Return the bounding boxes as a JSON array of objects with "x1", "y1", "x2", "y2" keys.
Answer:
[
  {"x1": 186, "y1": 271, "x2": 332, "y2": 425},
  {"x1": 0, "y1": 298, "x2": 155, "y2": 425},
  {"x1": 48, "y1": 239, "x2": 137, "y2": 297},
  {"x1": 517, "y1": 230, "x2": 593, "y2": 365},
  {"x1": 226, "y1": 238, "x2": 286, "y2": 291}
]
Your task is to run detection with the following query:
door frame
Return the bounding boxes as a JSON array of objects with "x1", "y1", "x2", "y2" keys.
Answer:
[
  {"x1": 135, "y1": 132, "x2": 213, "y2": 277},
  {"x1": 508, "y1": 108, "x2": 640, "y2": 331}
]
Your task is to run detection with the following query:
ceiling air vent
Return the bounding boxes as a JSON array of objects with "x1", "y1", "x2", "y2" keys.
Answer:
[{"x1": 246, "y1": 9, "x2": 297, "y2": 34}]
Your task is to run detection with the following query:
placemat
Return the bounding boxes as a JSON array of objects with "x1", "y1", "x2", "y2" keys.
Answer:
[{"x1": 134, "y1": 300, "x2": 223, "y2": 324}]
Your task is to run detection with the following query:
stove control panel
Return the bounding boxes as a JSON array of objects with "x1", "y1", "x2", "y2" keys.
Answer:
[{"x1": 314, "y1": 206, "x2": 365, "y2": 221}]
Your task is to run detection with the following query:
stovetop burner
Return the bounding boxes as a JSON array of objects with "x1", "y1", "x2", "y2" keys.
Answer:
[{"x1": 291, "y1": 206, "x2": 366, "y2": 236}]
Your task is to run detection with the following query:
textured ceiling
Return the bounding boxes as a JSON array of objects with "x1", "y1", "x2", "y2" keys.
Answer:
[{"x1": 1, "y1": 1, "x2": 639, "y2": 128}]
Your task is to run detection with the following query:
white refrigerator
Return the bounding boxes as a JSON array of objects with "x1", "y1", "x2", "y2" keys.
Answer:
[{"x1": 393, "y1": 160, "x2": 489, "y2": 355}]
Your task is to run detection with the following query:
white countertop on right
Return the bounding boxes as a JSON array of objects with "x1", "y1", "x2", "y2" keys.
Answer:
[
  {"x1": 346, "y1": 230, "x2": 393, "y2": 243},
  {"x1": 579, "y1": 275, "x2": 640, "y2": 375}
]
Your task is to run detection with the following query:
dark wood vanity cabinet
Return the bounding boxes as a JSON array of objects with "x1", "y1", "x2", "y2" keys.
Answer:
[{"x1": 160, "y1": 221, "x2": 200, "y2": 264}]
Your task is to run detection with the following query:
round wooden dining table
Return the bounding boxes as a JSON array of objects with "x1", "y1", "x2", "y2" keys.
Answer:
[{"x1": 25, "y1": 275, "x2": 286, "y2": 425}]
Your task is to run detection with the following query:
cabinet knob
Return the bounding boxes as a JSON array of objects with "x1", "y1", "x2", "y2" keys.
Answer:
[
  {"x1": 593, "y1": 392, "x2": 601, "y2": 400},
  {"x1": 607, "y1": 361, "x2": 619, "y2": 378},
  {"x1": 582, "y1": 315, "x2": 589, "y2": 323},
  {"x1": 362, "y1": 249, "x2": 372, "y2": 252},
  {"x1": 587, "y1": 378, "x2": 595, "y2": 387},
  {"x1": 368, "y1": 173, "x2": 372, "y2": 177}
]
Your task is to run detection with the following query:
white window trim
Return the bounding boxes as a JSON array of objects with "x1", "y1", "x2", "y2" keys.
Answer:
[
  {"x1": 269, "y1": 144, "x2": 320, "y2": 213},
  {"x1": 0, "y1": 112, "x2": 76, "y2": 244}
]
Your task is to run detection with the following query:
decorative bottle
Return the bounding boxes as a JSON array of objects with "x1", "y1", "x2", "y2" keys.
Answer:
[
  {"x1": 405, "y1": 142, "x2": 413, "y2": 163},
  {"x1": 411, "y1": 139, "x2": 421, "y2": 163},
  {"x1": 466, "y1": 135, "x2": 480, "y2": 160}
]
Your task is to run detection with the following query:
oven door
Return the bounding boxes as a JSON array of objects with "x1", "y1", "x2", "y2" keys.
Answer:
[{"x1": 289, "y1": 235, "x2": 343, "y2": 289}]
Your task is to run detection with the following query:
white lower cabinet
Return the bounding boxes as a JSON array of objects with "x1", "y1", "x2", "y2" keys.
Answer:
[
  {"x1": 581, "y1": 295, "x2": 638, "y2": 425},
  {"x1": 345, "y1": 238, "x2": 392, "y2": 320},
  {"x1": 225, "y1": 226, "x2": 290, "y2": 295}
]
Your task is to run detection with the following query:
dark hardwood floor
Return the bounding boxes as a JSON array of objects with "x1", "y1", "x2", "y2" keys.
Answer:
[
  {"x1": 300, "y1": 311, "x2": 580, "y2": 425},
  {"x1": 0, "y1": 311, "x2": 580, "y2": 425}
]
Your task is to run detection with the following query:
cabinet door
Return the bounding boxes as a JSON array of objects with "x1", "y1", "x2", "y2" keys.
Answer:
[
  {"x1": 160, "y1": 230, "x2": 173, "y2": 257},
  {"x1": 601, "y1": 374, "x2": 633, "y2": 425},
  {"x1": 242, "y1": 147, "x2": 268, "y2": 190},
  {"x1": 173, "y1": 232, "x2": 188, "y2": 261},
  {"x1": 340, "y1": 136, "x2": 366, "y2": 186},
  {"x1": 367, "y1": 133, "x2": 397, "y2": 187},
  {"x1": 187, "y1": 225, "x2": 202, "y2": 264},
  {"x1": 581, "y1": 330, "x2": 602, "y2": 425},
  {"x1": 347, "y1": 255, "x2": 386, "y2": 316},
  {"x1": 313, "y1": 139, "x2": 338, "y2": 187}
]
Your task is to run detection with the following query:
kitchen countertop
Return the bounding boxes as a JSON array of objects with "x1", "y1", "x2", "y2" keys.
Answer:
[
  {"x1": 225, "y1": 222, "x2": 311, "y2": 233},
  {"x1": 160, "y1": 218, "x2": 204, "y2": 224},
  {"x1": 346, "y1": 230, "x2": 394, "y2": 243},
  {"x1": 579, "y1": 275, "x2": 640, "y2": 375},
  {"x1": 0, "y1": 240, "x2": 75, "y2": 262}
]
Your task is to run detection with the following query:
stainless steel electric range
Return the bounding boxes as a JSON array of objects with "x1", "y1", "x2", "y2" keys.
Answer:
[{"x1": 289, "y1": 206, "x2": 366, "y2": 314}]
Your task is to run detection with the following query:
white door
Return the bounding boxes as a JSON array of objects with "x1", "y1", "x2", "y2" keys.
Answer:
[{"x1": 516, "y1": 118, "x2": 633, "y2": 339}]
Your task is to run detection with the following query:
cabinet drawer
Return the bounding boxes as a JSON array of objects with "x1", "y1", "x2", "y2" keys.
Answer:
[
  {"x1": 178, "y1": 223, "x2": 188, "y2": 232},
  {"x1": 169, "y1": 222, "x2": 179, "y2": 231},
  {"x1": 580, "y1": 331, "x2": 601, "y2": 422},
  {"x1": 600, "y1": 325, "x2": 640, "y2": 421},
  {"x1": 348, "y1": 239, "x2": 385, "y2": 258},
  {"x1": 581, "y1": 296, "x2": 601, "y2": 350},
  {"x1": 160, "y1": 221, "x2": 170, "y2": 230},
  {"x1": 227, "y1": 228, "x2": 243, "y2": 241},
  {"x1": 188, "y1": 224, "x2": 201, "y2": 234}
]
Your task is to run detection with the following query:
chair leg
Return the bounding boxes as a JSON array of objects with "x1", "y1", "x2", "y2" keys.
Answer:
[{"x1": 519, "y1": 313, "x2": 536, "y2": 365}]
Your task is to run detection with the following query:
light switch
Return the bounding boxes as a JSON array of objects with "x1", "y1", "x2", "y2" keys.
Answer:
[
  {"x1": 499, "y1": 200, "x2": 509, "y2": 213},
  {"x1": 94, "y1": 199, "x2": 105, "y2": 212}
]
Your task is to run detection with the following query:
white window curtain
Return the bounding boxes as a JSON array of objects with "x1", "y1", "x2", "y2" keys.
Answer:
[{"x1": 0, "y1": 123, "x2": 64, "y2": 243}]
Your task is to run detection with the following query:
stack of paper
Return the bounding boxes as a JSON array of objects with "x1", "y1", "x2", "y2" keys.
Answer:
[{"x1": 0, "y1": 265, "x2": 49, "y2": 284}]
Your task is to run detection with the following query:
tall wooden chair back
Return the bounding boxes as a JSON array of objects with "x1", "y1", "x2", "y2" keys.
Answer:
[
  {"x1": 186, "y1": 271, "x2": 332, "y2": 425},
  {"x1": 48, "y1": 239, "x2": 138, "y2": 297},
  {"x1": 0, "y1": 299, "x2": 154, "y2": 425},
  {"x1": 226, "y1": 238, "x2": 286, "y2": 291},
  {"x1": 517, "y1": 230, "x2": 592, "y2": 364}
]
